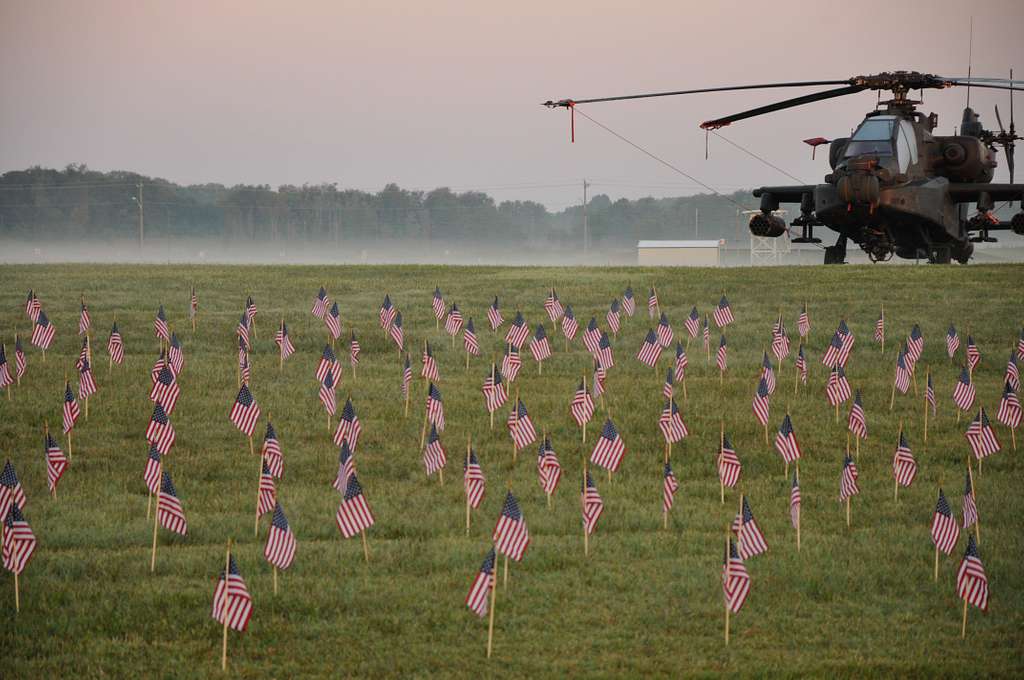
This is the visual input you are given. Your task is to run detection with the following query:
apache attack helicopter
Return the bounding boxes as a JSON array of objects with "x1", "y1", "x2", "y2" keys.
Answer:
[{"x1": 544, "y1": 71, "x2": 1023, "y2": 264}]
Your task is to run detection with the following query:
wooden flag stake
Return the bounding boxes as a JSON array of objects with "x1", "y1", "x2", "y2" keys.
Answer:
[
  {"x1": 404, "y1": 353, "x2": 411, "y2": 419},
  {"x1": 724, "y1": 532, "x2": 731, "y2": 645},
  {"x1": 254, "y1": 446, "x2": 264, "y2": 537},
  {"x1": 663, "y1": 443, "x2": 669, "y2": 530},
  {"x1": 880, "y1": 303, "x2": 885, "y2": 354},
  {"x1": 150, "y1": 462, "x2": 162, "y2": 573},
  {"x1": 961, "y1": 598, "x2": 969, "y2": 639},
  {"x1": 795, "y1": 461, "x2": 801, "y2": 552},
  {"x1": 222, "y1": 539, "x2": 232, "y2": 671},
  {"x1": 273, "y1": 565, "x2": 278, "y2": 595},
  {"x1": 361, "y1": 529, "x2": 369, "y2": 563},
  {"x1": 581, "y1": 373, "x2": 588, "y2": 443},
  {"x1": 923, "y1": 367, "x2": 930, "y2": 444},
  {"x1": 846, "y1": 494, "x2": 851, "y2": 527},
  {"x1": 486, "y1": 564, "x2": 497, "y2": 658},
  {"x1": 13, "y1": 568, "x2": 19, "y2": 613},
  {"x1": 279, "y1": 319, "x2": 284, "y2": 372},
  {"x1": 583, "y1": 458, "x2": 590, "y2": 558},
  {"x1": 895, "y1": 419, "x2": 903, "y2": 503},
  {"x1": 967, "y1": 457, "x2": 980, "y2": 544},
  {"x1": 719, "y1": 420, "x2": 725, "y2": 504}
]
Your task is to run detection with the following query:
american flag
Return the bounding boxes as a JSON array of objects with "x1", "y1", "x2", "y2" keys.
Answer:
[
  {"x1": 168, "y1": 333, "x2": 184, "y2": 375},
  {"x1": 636, "y1": 329, "x2": 662, "y2": 367},
  {"x1": 797, "y1": 303, "x2": 810, "y2": 337},
  {"x1": 965, "y1": 335, "x2": 980, "y2": 372},
  {"x1": 606, "y1": 299, "x2": 621, "y2": 334},
  {"x1": 146, "y1": 403, "x2": 176, "y2": 454},
  {"x1": 590, "y1": 419, "x2": 626, "y2": 472},
  {"x1": 211, "y1": 555, "x2": 253, "y2": 632},
  {"x1": 685, "y1": 306, "x2": 700, "y2": 338},
  {"x1": 151, "y1": 351, "x2": 166, "y2": 384},
  {"x1": 0, "y1": 461, "x2": 26, "y2": 520},
  {"x1": 1005, "y1": 350, "x2": 1020, "y2": 392},
  {"x1": 464, "y1": 318, "x2": 480, "y2": 356},
  {"x1": 529, "y1": 324, "x2": 552, "y2": 362},
  {"x1": 837, "y1": 320, "x2": 855, "y2": 366},
  {"x1": 316, "y1": 345, "x2": 340, "y2": 384},
  {"x1": 962, "y1": 470, "x2": 978, "y2": 529},
  {"x1": 379, "y1": 294, "x2": 395, "y2": 331},
  {"x1": 1018, "y1": 327, "x2": 1024, "y2": 362},
  {"x1": 893, "y1": 430, "x2": 918, "y2": 487},
  {"x1": 402, "y1": 355, "x2": 413, "y2": 399},
  {"x1": 583, "y1": 317, "x2": 601, "y2": 354},
  {"x1": 264, "y1": 503, "x2": 296, "y2": 570},
  {"x1": 537, "y1": 437, "x2": 561, "y2": 496},
  {"x1": 713, "y1": 295, "x2": 734, "y2": 328},
  {"x1": 14, "y1": 335, "x2": 26, "y2": 380},
  {"x1": 154, "y1": 305, "x2": 169, "y2": 342},
  {"x1": 952, "y1": 367, "x2": 976, "y2": 411},
  {"x1": 150, "y1": 363, "x2": 180, "y2": 414},
  {"x1": 144, "y1": 444, "x2": 161, "y2": 494},
  {"x1": 505, "y1": 311, "x2": 530, "y2": 349},
  {"x1": 423, "y1": 425, "x2": 447, "y2": 476},
  {"x1": 25, "y1": 290, "x2": 41, "y2": 322},
  {"x1": 493, "y1": 490, "x2": 530, "y2": 561},
  {"x1": 78, "y1": 358, "x2": 97, "y2": 399},
  {"x1": 761, "y1": 352, "x2": 776, "y2": 395},
  {"x1": 319, "y1": 371, "x2": 337, "y2": 417},
  {"x1": 482, "y1": 365, "x2": 508, "y2": 412},
  {"x1": 796, "y1": 343, "x2": 807, "y2": 384},
  {"x1": 237, "y1": 312, "x2": 250, "y2": 347},
  {"x1": 874, "y1": 310, "x2": 885, "y2": 344},
  {"x1": 826, "y1": 365, "x2": 852, "y2": 406},
  {"x1": 463, "y1": 448, "x2": 485, "y2": 509},
  {"x1": 389, "y1": 311, "x2": 404, "y2": 350},
  {"x1": 157, "y1": 471, "x2": 188, "y2": 535},
  {"x1": 487, "y1": 296, "x2": 503, "y2": 331},
  {"x1": 752, "y1": 379, "x2": 770, "y2": 427},
  {"x1": 647, "y1": 287, "x2": 658, "y2": 317},
  {"x1": 45, "y1": 432, "x2": 68, "y2": 494},
  {"x1": 771, "y1": 317, "x2": 790, "y2": 362},
  {"x1": 75, "y1": 337, "x2": 89, "y2": 371},
  {"x1": 931, "y1": 489, "x2": 960, "y2": 555},
  {"x1": 622, "y1": 286, "x2": 636, "y2": 317},
  {"x1": 501, "y1": 344, "x2": 522, "y2": 382},
  {"x1": 421, "y1": 342, "x2": 439, "y2": 382},
  {"x1": 839, "y1": 454, "x2": 860, "y2": 501},
  {"x1": 325, "y1": 303, "x2": 342, "y2": 340},
  {"x1": 718, "y1": 435, "x2": 741, "y2": 488},
  {"x1": 735, "y1": 496, "x2": 768, "y2": 559},
  {"x1": 425, "y1": 384, "x2": 445, "y2": 432},
  {"x1": 947, "y1": 324, "x2": 960, "y2": 358},
  {"x1": 245, "y1": 295, "x2": 257, "y2": 323},
  {"x1": 257, "y1": 461, "x2": 276, "y2": 517},
  {"x1": 507, "y1": 399, "x2": 537, "y2": 450},
  {"x1": 662, "y1": 462, "x2": 679, "y2": 514},
  {"x1": 926, "y1": 371, "x2": 936, "y2": 415},
  {"x1": 790, "y1": 470, "x2": 801, "y2": 529},
  {"x1": 275, "y1": 322, "x2": 295, "y2": 362},
  {"x1": 335, "y1": 474, "x2": 375, "y2": 538},
  {"x1": 334, "y1": 398, "x2": 364, "y2": 448},
  {"x1": 662, "y1": 367, "x2": 674, "y2": 399},
  {"x1": 592, "y1": 359, "x2": 606, "y2": 398},
  {"x1": 239, "y1": 350, "x2": 250, "y2": 385},
  {"x1": 848, "y1": 389, "x2": 868, "y2": 439},
  {"x1": 544, "y1": 289, "x2": 564, "y2": 322},
  {"x1": 581, "y1": 470, "x2": 604, "y2": 535},
  {"x1": 445, "y1": 303, "x2": 464, "y2": 336},
  {"x1": 189, "y1": 286, "x2": 198, "y2": 320},
  {"x1": 907, "y1": 324, "x2": 924, "y2": 363},
  {"x1": 432, "y1": 287, "x2": 445, "y2": 321},
  {"x1": 78, "y1": 299, "x2": 91, "y2": 335},
  {"x1": 333, "y1": 441, "x2": 357, "y2": 493},
  {"x1": 570, "y1": 378, "x2": 595, "y2": 427},
  {"x1": 894, "y1": 347, "x2": 912, "y2": 395},
  {"x1": 703, "y1": 316, "x2": 711, "y2": 353},
  {"x1": 822, "y1": 331, "x2": 844, "y2": 368},
  {"x1": 659, "y1": 399, "x2": 689, "y2": 443},
  {"x1": 596, "y1": 332, "x2": 614, "y2": 370},
  {"x1": 964, "y1": 408, "x2": 1000, "y2": 459},
  {"x1": 674, "y1": 342, "x2": 688, "y2": 382},
  {"x1": 722, "y1": 538, "x2": 750, "y2": 613},
  {"x1": 465, "y1": 549, "x2": 496, "y2": 618},
  {"x1": 657, "y1": 312, "x2": 673, "y2": 348},
  {"x1": 715, "y1": 335, "x2": 728, "y2": 372},
  {"x1": 997, "y1": 380, "x2": 1022, "y2": 429},
  {"x1": 774, "y1": 414, "x2": 802, "y2": 463},
  {"x1": 62, "y1": 383, "x2": 80, "y2": 434},
  {"x1": 2, "y1": 505, "x2": 37, "y2": 576},
  {"x1": 31, "y1": 310, "x2": 55, "y2": 350},
  {"x1": 229, "y1": 384, "x2": 261, "y2": 437},
  {"x1": 0, "y1": 346, "x2": 13, "y2": 389},
  {"x1": 562, "y1": 305, "x2": 579, "y2": 341},
  {"x1": 956, "y1": 536, "x2": 989, "y2": 611}
]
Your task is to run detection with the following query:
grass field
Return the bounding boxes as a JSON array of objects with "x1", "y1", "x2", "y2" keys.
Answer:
[{"x1": 0, "y1": 263, "x2": 1022, "y2": 678}]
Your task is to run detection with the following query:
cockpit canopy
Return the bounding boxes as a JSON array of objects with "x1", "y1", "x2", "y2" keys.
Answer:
[{"x1": 844, "y1": 115, "x2": 918, "y2": 173}]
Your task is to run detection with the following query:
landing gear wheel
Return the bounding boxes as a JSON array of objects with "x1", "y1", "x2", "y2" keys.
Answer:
[
  {"x1": 952, "y1": 240, "x2": 973, "y2": 265},
  {"x1": 823, "y1": 235, "x2": 847, "y2": 265},
  {"x1": 928, "y1": 246, "x2": 951, "y2": 264}
]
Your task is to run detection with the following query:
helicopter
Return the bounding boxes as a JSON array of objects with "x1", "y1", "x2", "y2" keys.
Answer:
[{"x1": 544, "y1": 71, "x2": 1024, "y2": 264}]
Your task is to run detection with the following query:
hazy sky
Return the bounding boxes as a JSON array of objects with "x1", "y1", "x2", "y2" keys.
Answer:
[{"x1": 2, "y1": 0, "x2": 1021, "y2": 209}]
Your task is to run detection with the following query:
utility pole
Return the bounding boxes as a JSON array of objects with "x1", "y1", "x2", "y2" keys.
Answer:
[
  {"x1": 582, "y1": 179, "x2": 589, "y2": 254},
  {"x1": 136, "y1": 182, "x2": 145, "y2": 250}
]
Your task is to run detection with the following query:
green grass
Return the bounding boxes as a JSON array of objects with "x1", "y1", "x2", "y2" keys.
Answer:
[{"x1": 0, "y1": 263, "x2": 1022, "y2": 678}]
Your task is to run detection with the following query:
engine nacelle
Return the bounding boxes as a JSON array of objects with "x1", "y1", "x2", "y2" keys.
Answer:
[
  {"x1": 1012, "y1": 212, "x2": 1024, "y2": 236},
  {"x1": 748, "y1": 213, "x2": 787, "y2": 238}
]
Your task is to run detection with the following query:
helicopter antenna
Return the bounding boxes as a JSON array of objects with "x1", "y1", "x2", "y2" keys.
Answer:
[{"x1": 965, "y1": 16, "x2": 974, "y2": 108}]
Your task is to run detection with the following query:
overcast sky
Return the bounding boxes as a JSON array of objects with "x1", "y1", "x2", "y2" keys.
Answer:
[{"x1": 1, "y1": 0, "x2": 1021, "y2": 210}]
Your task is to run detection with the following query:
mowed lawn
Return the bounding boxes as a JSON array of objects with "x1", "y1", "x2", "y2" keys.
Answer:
[{"x1": 0, "y1": 263, "x2": 1022, "y2": 678}]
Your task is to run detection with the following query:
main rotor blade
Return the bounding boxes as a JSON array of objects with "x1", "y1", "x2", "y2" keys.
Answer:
[
  {"x1": 542, "y1": 80, "x2": 851, "y2": 108},
  {"x1": 947, "y1": 81, "x2": 1024, "y2": 93},
  {"x1": 939, "y1": 76, "x2": 1024, "y2": 85},
  {"x1": 700, "y1": 85, "x2": 866, "y2": 130}
]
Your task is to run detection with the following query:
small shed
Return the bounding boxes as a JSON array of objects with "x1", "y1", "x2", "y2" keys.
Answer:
[{"x1": 637, "y1": 240, "x2": 722, "y2": 267}]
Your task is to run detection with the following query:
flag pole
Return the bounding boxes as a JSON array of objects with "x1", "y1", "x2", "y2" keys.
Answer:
[
  {"x1": 279, "y1": 319, "x2": 284, "y2": 373},
  {"x1": 923, "y1": 367, "x2": 930, "y2": 444},
  {"x1": 361, "y1": 529, "x2": 369, "y2": 563},
  {"x1": 889, "y1": 376, "x2": 897, "y2": 411},
  {"x1": 880, "y1": 303, "x2": 885, "y2": 354},
  {"x1": 795, "y1": 461, "x2": 801, "y2": 552},
  {"x1": 404, "y1": 353, "x2": 411, "y2": 419},
  {"x1": 724, "y1": 532, "x2": 730, "y2": 646},
  {"x1": 961, "y1": 597, "x2": 969, "y2": 639},
  {"x1": 150, "y1": 462, "x2": 162, "y2": 573},
  {"x1": 13, "y1": 568, "x2": 19, "y2": 613},
  {"x1": 486, "y1": 565, "x2": 497, "y2": 658},
  {"x1": 846, "y1": 494, "x2": 851, "y2": 527},
  {"x1": 273, "y1": 565, "x2": 278, "y2": 595},
  {"x1": 254, "y1": 443, "x2": 263, "y2": 537},
  {"x1": 583, "y1": 458, "x2": 589, "y2": 558},
  {"x1": 582, "y1": 373, "x2": 587, "y2": 443},
  {"x1": 895, "y1": 419, "x2": 903, "y2": 503},
  {"x1": 719, "y1": 420, "x2": 725, "y2": 504},
  {"x1": 222, "y1": 539, "x2": 231, "y2": 671},
  {"x1": 967, "y1": 457, "x2": 980, "y2": 544},
  {"x1": 663, "y1": 443, "x2": 669, "y2": 530},
  {"x1": 466, "y1": 437, "x2": 472, "y2": 534}
]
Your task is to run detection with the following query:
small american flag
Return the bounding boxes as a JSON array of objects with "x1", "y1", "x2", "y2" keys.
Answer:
[
  {"x1": 797, "y1": 303, "x2": 810, "y2": 337},
  {"x1": 659, "y1": 399, "x2": 689, "y2": 443},
  {"x1": 78, "y1": 299, "x2": 91, "y2": 335},
  {"x1": 349, "y1": 332, "x2": 361, "y2": 368},
  {"x1": 432, "y1": 287, "x2": 445, "y2": 321},
  {"x1": 636, "y1": 329, "x2": 662, "y2": 367},
  {"x1": 848, "y1": 389, "x2": 868, "y2": 439},
  {"x1": 839, "y1": 454, "x2": 860, "y2": 501},
  {"x1": 425, "y1": 384, "x2": 445, "y2": 433},
  {"x1": 257, "y1": 462, "x2": 276, "y2": 517},
  {"x1": 947, "y1": 324, "x2": 960, "y2": 358},
  {"x1": 507, "y1": 398, "x2": 537, "y2": 450},
  {"x1": 647, "y1": 287, "x2": 659, "y2": 317},
  {"x1": 596, "y1": 332, "x2": 614, "y2": 370},
  {"x1": 464, "y1": 318, "x2": 480, "y2": 356},
  {"x1": 581, "y1": 470, "x2": 604, "y2": 535},
  {"x1": 570, "y1": 378, "x2": 595, "y2": 427},
  {"x1": 715, "y1": 335, "x2": 728, "y2": 372},
  {"x1": 389, "y1": 311, "x2": 404, "y2": 350},
  {"x1": 713, "y1": 295, "x2": 734, "y2": 328},
  {"x1": 931, "y1": 489, "x2": 960, "y2": 555},
  {"x1": 592, "y1": 359, "x2": 606, "y2": 398},
  {"x1": 144, "y1": 445, "x2": 161, "y2": 494},
  {"x1": 718, "y1": 435, "x2": 741, "y2": 488},
  {"x1": 2, "y1": 505, "x2": 37, "y2": 576},
  {"x1": 1005, "y1": 350, "x2": 1020, "y2": 392},
  {"x1": 15, "y1": 335, "x2": 27, "y2": 380},
  {"x1": 76, "y1": 337, "x2": 89, "y2": 371},
  {"x1": 789, "y1": 470, "x2": 801, "y2": 529},
  {"x1": 154, "y1": 305, "x2": 169, "y2": 342},
  {"x1": 662, "y1": 462, "x2": 679, "y2": 514},
  {"x1": 402, "y1": 355, "x2": 413, "y2": 398},
  {"x1": 45, "y1": 431, "x2": 68, "y2": 494},
  {"x1": 239, "y1": 351, "x2": 250, "y2": 385},
  {"x1": 333, "y1": 441, "x2": 357, "y2": 493},
  {"x1": 752, "y1": 379, "x2": 770, "y2": 427},
  {"x1": 423, "y1": 425, "x2": 447, "y2": 475},
  {"x1": 826, "y1": 365, "x2": 852, "y2": 406},
  {"x1": 25, "y1": 290, "x2": 41, "y2": 322},
  {"x1": 151, "y1": 351, "x2": 166, "y2": 384},
  {"x1": 674, "y1": 342, "x2": 688, "y2": 382},
  {"x1": 501, "y1": 344, "x2": 522, "y2": 382},
  {"x1": 537, "y1": 437, "x2": 561, "y2": 496},
  {"x1": 774, "y1": 414, "x2": 802, "y2": 463},
  {"x1": 965, "y1": 335, "x2": 980, "y2": 372},
  {"x1": 319, "y1": 371, "x2": 337, "y2": 417},
  {"x1": 662, "y1": 367, "x2": 674, "y2": 399},
  {"x1": 335, "y1": 474, "x2": 375, "y2": 538},
  {"x1": 487, "y1": 296, "x2": 503, "y2": 331},
  {"x1": 229, "y1": 384, "x2": 261, "y2": 437},
  {"x1": 237, "y1": 312, "x2": 250, "y2": 347},
  {"x1": 837, "y1": 320, "x2": 855, "y2": 366},
  {"x1": 926, "y1": 371, "x2": 936, "y2": 415},
  {"x1": 722, "y1": 538, "x2": 750, "y2": 613},
  {"x1": 482, "y1": 365, "x2": 508, "y2": 413},
  {"x1": 606, "y1": 299, "x2": 621, "y2": 335},
  {"x1": 590, "y1": 419, "x2": 626, "y2": 472},
  {"x1": 78, "y1": 358, "x2": 98, "y2": 399},
  {"x1": 529, "y1": 324, "x2": 552, "y2": 363},
  {"x1": 334, "y1": 398, "x2": 364, "y2": 449},
  {"x1": 771, "y1": 317, "x2": 790, "y2": 362},
  {"x1": 956, "y1": 536, "x2": 988, "y2": 611},
  {"x1": 761, "y1": 353, "x2": 776, "y2": 395},
  {"x1": 952, "y1": 367, "x2": 976, "y2": 412},
  {"x1": 150, "y1": 363, "x2": 180, "y2": 414},
  {"x1": 893, "y1": 430, "x2": 918, "y2": 488},
  {"x1": 189, "y1": 286, "x2": 198, "y2": 320},
  {"x1": 962, "y1": 470, "x2": 979, "y2": 529},
  {"x1": 445, "y1": 303, "x2": 464, "y2": 336},
  {"x1": 316, "y1": 345, "x2": 340, "y2": 384},
  {"x1": 317, "y1": 287, "x2": 333, "y2": 321},
  {"x1": 325, "y1": 303, "x2": 342, "y2": 340},
  {"x1": 561, "y1": 305, "x2": 579, "y2": 341},
  {"x1": 964, "y1": 408, "x2": 1000, "y2": 459},
  {"x1": 421, "y1": 342, "x2": 440, "y2": 382},
  {"x1": 685, "y1": 307, "x2": 700, "y2": 338},
  {"x1": 245, "y1": 296, "x2": 257, "y2": 324},
  {"x1": 0, "y1": 461, "x2": 27, "y2": 520},
  {"x1": 582, "y1": 317, "x2": 601, "y2": 354},
  {"x1": 463, "y1": 448, "x2": 485, "y2": 509},
  {"x1": 796, "y1": 343, "x2": 807, "y2": 384},
  {"x1": 211, "y1": 555, "x2": 253, "y2": 632},
  {"x1": 622, "y1": 286, "x2": 636, "y2": 316},
  {"x1": 62, "y1": 383, "x2": 80, "y2": 434},
  {"x1": 0, "y1": 346, "x2": 12, "y2": 389},
  {"x1": 997, "y1": 380, "x2": 1022, "y2": 429},
  {"x1": 874, "y1": 310, "x2": 885, "y2": 344},
  {"x1": 275, "y1": 321, "x2": 296, "y2": 362},
  {"x1": 264, "y1": 503, "x2": 296, "y2": 570},
  {"x1": 544, "y1": 289, "x2": 564, "y2": 322},
  {"x1": 656, "y1": 312, "x2": 673, "y2": 348},
  {"x1": 157, "y1": 471, "x2": 188, "y2": 535},
  {"x1": 822, "y1": 332, "x2": 844, "y2": 368},
  {"x1": 168, "y1": 333, "x2": 184, "y2": 375},
  {"x1": 465, "y1": 549, "x2": 495, "y2": 618},
  {"x1": 735, "y1": 496, "x2": 768, "y2": 559},
  {"x1": 894, "y1": 347, "x2": 912, "y2": 395},
  {"x1": 379, "y1": 294, "x2": 395, "y2": 331},
  {"x1": 31, "y1": 310, "x2": 55, "y2": 350},
  {"x1": 505, "y1": 311, "x2": 530, "y2": 349},
  {"x1": 493, "y1": 490, "x2": 530, "y2": 561},
  {"x1": 146, "y1": 403, "x2": 176, "y2": 454},
  {"x1": 907, "y1": 324, "x2": 924, "y2": 362}
]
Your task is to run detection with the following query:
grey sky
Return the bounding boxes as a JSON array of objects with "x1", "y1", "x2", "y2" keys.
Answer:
[{"x1": 1, "y1": 0, "x2": 1021, "y2": 210}]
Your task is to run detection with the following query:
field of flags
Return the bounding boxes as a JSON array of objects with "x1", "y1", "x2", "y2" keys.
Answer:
[{"x1": 0, "y1": 264, "x2": 1022, "y2": 676}]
